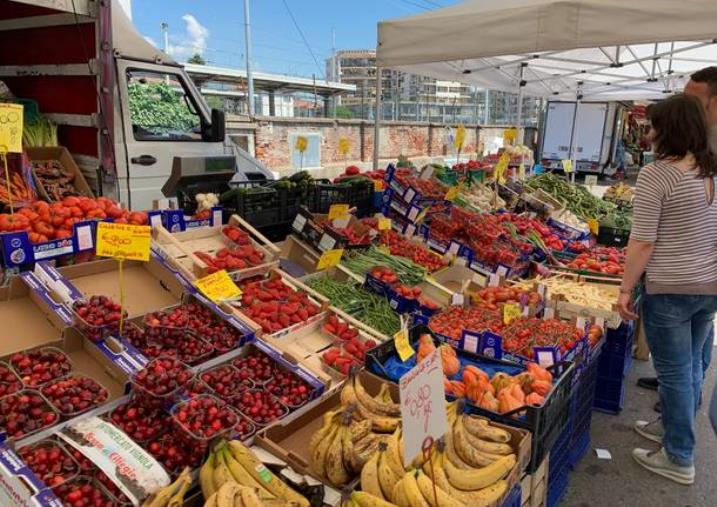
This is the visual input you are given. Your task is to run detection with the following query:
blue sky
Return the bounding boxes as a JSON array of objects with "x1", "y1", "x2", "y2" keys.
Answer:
[{"x1": 130, "y1": 0, "x2": 459, "y2": 79}]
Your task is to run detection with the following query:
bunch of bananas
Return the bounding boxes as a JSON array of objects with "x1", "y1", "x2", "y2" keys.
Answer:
[
  {"x1": 358, "y1": 402, "x2": 516, "y2": 507},
  {"x1": 309, "y1": 375, "x2": 401, "y2": 487},
  {"x1": 141, "y1": 468, "x2": 192, "y2": 507},
  {"x1": 200, "y1": 439, "x2": 309, "y2": 507},
  {"x1": 604, "y1": 182, "x2": 634, "y2": 204}
]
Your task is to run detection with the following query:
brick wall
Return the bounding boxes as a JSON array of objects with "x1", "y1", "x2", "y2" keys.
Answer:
[{"x1": 232, "y1": 116, "x2": 533, "y2": 179}]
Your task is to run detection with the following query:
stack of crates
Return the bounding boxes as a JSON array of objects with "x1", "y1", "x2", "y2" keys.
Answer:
[
  {"x1": 593, "y1": 321, "x2": 636, "y2": 413},
  {"x1": 569, "y1": 338, "x2": 604, "y2": 467},
  {"x1": 546, "y1": 418, "x2": 572, "y2": 507}
]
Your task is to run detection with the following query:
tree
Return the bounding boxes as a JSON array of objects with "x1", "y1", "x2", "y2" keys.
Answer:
[
  {"x1": 128, "y1": 81, "x2": 198, "y2": 134},
  {"x1": 332, "y1": 106, "x2": 355, "y2": 119},
  {"x1": 187, "y1": 53, "x2": 206, "y2": 65}
]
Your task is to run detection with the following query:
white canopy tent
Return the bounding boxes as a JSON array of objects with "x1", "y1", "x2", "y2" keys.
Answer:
[{"x1": 373, "y1": 0, "x2": 717, "y2": 167}]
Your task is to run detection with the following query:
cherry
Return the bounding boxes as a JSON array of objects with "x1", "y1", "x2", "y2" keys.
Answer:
[
  {"x1": 18, "y1": 440, "x2": 78, "y2": 488},
  {"x1": 172, "y1": 395, "x2": 237, "y2": 440},
  {"x1": 131, "y1": 357, "x2": 193, "y2": 408},
  {"x1": 105, "y1": 401, "x2": 170, "y2": 443},
  {"x1": 73, "y1": 295, "x2": 126, "y2": 343},
  {"x1": 200, "y1": 364, "x2": 253, "y2": 400},
  {"x1": 145, "y1": 432, "x2": 206, "y2": 474},
  {"x1": 0, "y1": 390, "x2": 58, "y2": 438},
  {"x1": 231, "y1": 389, "x2": 288, "y2": 426},
  {"x1": 0, "y1": 362, "x2": 22, "y2": 397},
  {"x1": 9, "y1": 348, "x2": 71, "y2": 387},
  {"x1": 41, "y1": 375, "x2": 108, "y2": 418},
  {"x1": 52, "y1": 478, "x2": 114, "y2": 507}
]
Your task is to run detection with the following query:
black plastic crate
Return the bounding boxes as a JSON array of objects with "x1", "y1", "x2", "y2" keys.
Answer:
[
  {"x1": 177, "y1": 181, "x2": 233, "y2": 216},
  {"x1": 281, "y1": 183, "x2": 317, "y2": 223},
  {"x1": 232, "y1": 182, "x2": 282, "y2": 228},
  {"x1": 313, "y1": 179, "x2": 374, "y2": 217},
  {"x1": 365, "y1": 324, "x2": 575, "y2": 473},
  {"x1": 597, "y1": 225, "x2": 630, "y2": 247},
  {"x1": 593, "y1": 375, "x2": 627, "y2": 414}
]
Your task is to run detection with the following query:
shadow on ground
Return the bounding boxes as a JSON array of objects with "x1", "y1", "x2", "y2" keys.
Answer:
[{"x1": 563, "y1": 350, "x2": 717, "y2": 507}]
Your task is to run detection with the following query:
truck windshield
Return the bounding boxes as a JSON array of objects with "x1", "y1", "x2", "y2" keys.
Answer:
[{"x1": 126, "y1": 70, "x2": 202, "y2": 141}]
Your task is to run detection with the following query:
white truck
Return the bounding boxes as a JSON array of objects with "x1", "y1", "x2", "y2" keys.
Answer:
[
  {"x1": 1, "y1": 0, "x2": 271, "y2": 210},
  {"x1": 539, "y1": 101, "x2": 624, "y2": 174}
]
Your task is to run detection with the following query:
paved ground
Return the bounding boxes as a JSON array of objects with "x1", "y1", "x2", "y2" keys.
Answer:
[{"x1": 563, "y1": 350, "x2": 717, "y2": 507}]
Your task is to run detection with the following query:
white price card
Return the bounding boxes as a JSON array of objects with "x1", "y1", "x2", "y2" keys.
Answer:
[
  {"x1": 292, "y1": 214, "x2": 307, "y2": 233},
  {"x1": 399, "y1": 349, "x2": 449, "y2": 467}
]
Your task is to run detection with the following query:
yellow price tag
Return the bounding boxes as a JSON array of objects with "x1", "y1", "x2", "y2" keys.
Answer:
[
  {"x1": 377, "y1": 245, "x2": 391, "y2": 255},
  {"x1": 195, "y1": 270, "x2": 242, "y2": 303},
  {"x1": 394, "y1": 328, "x2": 414, "y2": 362},
  {"x1": 317, "y1": 248, "x2": 344, "y2": 269},
  {"x1": 445, "y1": 186, "x2": 460, "y2": 201},
  {"x1": 562, "y1": 159, "x2": 573, "y2": 173},
  {"x1": 328, "y1": 203, "x2": 350, "y2": 220},
  {"x1": 503, "y1": 127, "x2": 517, "y2": 144},
  {"x1": 503, "y1": 303, "x2": 522, "y2": 325},
  {"x1": 374, "y1": 179, "x2": 383, "y2": 191},
  {"x1": 295, "y1": 136, "x2": 308, "y2": 153},
  {"x1": 338, "y1": 137, "x2": 350, "y2": 156},
  {"x1": 587, "y1": 218, "x2": 599, "y2": 236},
  {"x1": 415, "y1": 207, "x2": 428, "y2": 224},
  {"x1": 378, "y1": 217, "x2": 392, "y2": 231},
  {"x1": 0, "y1": 103, "x2": 23, "y2": 153},
  {"x1": 96, "y1": 222, "x2": 151, "y2": 261},
  {"x1": 494, "y1": 153, "x2": 510, "y2": 184},
  {"x1": 454, "y1": 124, "x2": 466, "y2": 150}
]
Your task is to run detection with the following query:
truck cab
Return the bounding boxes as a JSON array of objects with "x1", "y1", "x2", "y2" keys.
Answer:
[{"x1": 1, "y1": 0, "x2": 271, "y2": 210}]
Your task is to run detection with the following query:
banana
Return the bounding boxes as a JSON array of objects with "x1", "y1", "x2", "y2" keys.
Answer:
[
  {"x1": 325, "y1": 424, "x2": 351, "y2": 486},
  {"x1": 215, "y1": 481, "x2": 241, "y2": 507},
  {"x1": 446, "y1": 401, "x2": 459, "y2": 427},
  {"x1": 310, "y1": 422, "x2": 339, "y2": 479},
  {"x1": 443, "y1": 454, "x2": 516, "y2": 491},
  {"x1": 350, "y1": 418, "x2": 373, "y2": 442},
  {"x1": 392, "y1": 476, "x2": 410, "y2": 507},
  {"x1": 341, "y1": 415, "x2": 364, "y2": 474},
  {"x1": 351, "y1": 491, "x2": 399, "y2": 507},
  {"x1": 238, "y1": 486, "x2": 265, "y2": 507},
  {"x1": 462, "y1": 415, "x2": 510, "y2": 443},
  {"x1": 452, "y1": 418, "x2": 498, "y2": 467},
  {"x1": 342, "y1": 383, "x2": 400, "y2": 432},
  {"x1": 377, "y1": 383, "x2": 395, "y2": 404},
  {"x1": 377, "y1": 444, "x2": 401, "y2": 502},
  {"x1": 351, "y1": 433, "x2": 381, "y2": 472},
  {"x1": 224, "y1": 447, "x2": 275, "y2": 499},
  {"x1": 385, "y1": 428, "x2": 406, "y2": 478},
  {"x1": 142, "y1": 473, "x2": 183, "y2": 507},
  {"x1": 352, "y1": 374, "x2": 400, "y2": 417},
  {"x1": 309, "y1": 409, "x2": 342, "y2": 456},
  {"x1": 402, "y1": 471, "x2": 430, "y2": 507},
  {"x1": 443, "y1": 431, "x2": 471, "y2": 469},
  {"x1": 227, "y1": 440, "x2": 309, "y2": 507},
  {"x1": 415, "y1": 470, "x2": 465, "y2": 507},
  {"x1": 200, "y1": 451, "x2": 218, "y2": 500},
  {"x1": 203, "y1": 492, "x2": 219, "y2": 507},
  {"x1": 167, "y1": 468, "x2": 192, "y2": 507},
  {"x1": 448, "y1": 480, "x2": 508, "y2": 507},
  {"x1": 458, "y1": 418, "x2": 513, "y2": 455},
  {"x1": 361, "y1": 449, "x2": 385, "y2": 500},
  {"x1": 213, "y1": 448, "x2": 236, "y2": 492}
]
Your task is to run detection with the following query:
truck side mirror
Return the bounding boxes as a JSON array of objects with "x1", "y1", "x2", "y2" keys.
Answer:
[{"x1": 203, "y1": 108, "x2": 225, "y2": 142}]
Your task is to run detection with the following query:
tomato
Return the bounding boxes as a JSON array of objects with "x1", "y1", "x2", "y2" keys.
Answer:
[
  {"x1": 62, "y1": 196, "x2": 80, "y2": 207},
  {"x1": 33, "y1": 221, "x2": 54, "y2": 237},
  {"x1": 54, "y1": 229, "x2": 72, "y2": 239},
  {"x1": 106, "y1": 205, "x2": 124, "y2": 219},
  {"x1": 0, "y1": 214, "x2": 30, "y2": 232},
  {"x1": 129, "y1": 211, "x2": 148, "y2": 225}
]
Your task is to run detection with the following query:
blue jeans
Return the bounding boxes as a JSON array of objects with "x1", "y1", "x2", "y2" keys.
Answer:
[{"x1": 642, "y1": 294, "x2": 717, "y2": 467}]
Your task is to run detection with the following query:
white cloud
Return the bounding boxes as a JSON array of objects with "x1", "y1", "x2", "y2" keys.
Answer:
[
  {"x1": 167, "y1": 14, "x2": 209, "y2": 61},
  {"x1": 143, "y1": 35, "x2": 158, "y2": 47}
]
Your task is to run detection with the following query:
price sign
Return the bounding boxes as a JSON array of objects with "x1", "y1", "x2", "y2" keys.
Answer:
[
  {"x1": 414, "y1": 207, "x2": 428, "y2": 224},
  {"x1": 494, "y1": 153, "x2": 510, "y2": 184},
  {"x1": 317, "y1": 248, "x2": 343, "y2": 269},
  {"x1": 587, "y1": 218, "x2": 599, "y2": 236},
  {"x1": 377, "y1": 244, "x2": 391, "y2": 255},
  {"x1": 328, "y1": 204, "x2": 350, "y2": 220},
  {"x1": 394, "y1": 328, "x2": 414, "y2": 362},
  {"x1": 96, "y1": 222, "x2": 151, "y2": 262},
  {"x1": 0, "y1": 103, "x2": 23, "y2": 153},
  {"x1": 195, "y1": 270, "x2": 242, "y2": 303},
  {"x1": 503, "y1": 127, "x2": 517, "y2": 144},
  {"x1": 561, "y1": 159, "x2": 574, "y2": 173},
  {"x1": 374, "y1": 179, "x2": 383, "y2": 191},
  {"x1": 399, "y1": 349, "x2": 449, "y2": 467},
  {"x1": 454, "y1": 124, "x2": 466, "y2": 151},
  {"x1": 378, "y1": 217, "x2": 392, "y2": 231},
  {"x1": 585, "y1": 175, "x2": 598, "y2": 187},
  {"x1": 503, "y1": 303, "x2": 522, "y2": 324},
  {"x1": 338, "y1": 137, "x2": 350, "y2": 156}
]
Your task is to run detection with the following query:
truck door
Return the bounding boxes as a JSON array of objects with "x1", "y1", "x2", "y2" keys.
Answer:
[
  {"x1": 115, "y1": 59, "x2": 224, "y2": 210},
  {"x1": 540, "y1": 102, "x2": 575, "y2": 168}
]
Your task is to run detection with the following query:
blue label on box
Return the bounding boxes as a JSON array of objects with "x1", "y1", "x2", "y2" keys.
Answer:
[
  {"x1": 162, "y1": 207, "x2": 221, "y2": 232},
  {"x1": 0, "y1": 220, "x2": 98, "y2": 268},
  {"x1": 460, "y1": 329, "x2": 482, "y2": 354},
  {"x1": 479, "y1": 331, "x2": 503, "y2": 359}
]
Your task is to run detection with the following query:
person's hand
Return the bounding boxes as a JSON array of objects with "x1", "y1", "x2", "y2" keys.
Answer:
[{"x1": 617, "y1": 292, "x2": 639, "y2": 321}]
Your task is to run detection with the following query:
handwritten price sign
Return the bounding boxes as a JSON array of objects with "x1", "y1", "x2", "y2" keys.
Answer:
[
  {"x1": 0, "y1": 103, "x2": 23, "y2": 153},
  {"x1": 96, "y1": 222, "x2": 151, "y2": 261},
  {"x1": 399, "y1": 349, "x2": 449, "y2": 467}
]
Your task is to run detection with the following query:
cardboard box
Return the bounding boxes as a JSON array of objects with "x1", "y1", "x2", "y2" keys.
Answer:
[
  {"x1": 543, "y1": 272, "x2": 622, "y2": 329},
  {"x1": 26, "y1": 146, "x2": 94, "y2": 201},
  {"x1": 0, "y1": 273, "x2": 129, "y2": 443},
  {"x1": 278, "y1": 235, "x2": 321, "y2": 279},
  {"x1": 152, "y1": 214, "x2": 280, "y2": 283},
  {"x1": 521, "y1": 454, "x2": 548, "y2": 507}
]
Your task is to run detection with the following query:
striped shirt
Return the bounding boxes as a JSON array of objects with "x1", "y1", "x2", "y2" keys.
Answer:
[{"x1": 631, "y1": 160, "x2": 717, "y2": 294}]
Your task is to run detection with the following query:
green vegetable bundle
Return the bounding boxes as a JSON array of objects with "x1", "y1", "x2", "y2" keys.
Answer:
[
  {"x1": 341, "y1": 246, "x2": 427, "y2": 286},
  {"x1": 305, "y1": 275, "x2": 401, "y2": 336},
  {"x1": 526, "y1": 173, "x2": 615, "y2": 220}
]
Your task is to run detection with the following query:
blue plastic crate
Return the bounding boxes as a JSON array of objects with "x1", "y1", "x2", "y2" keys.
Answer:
[
  {"x1": 569, "y1": 430, "x2": 591, "y2": 468},
  {"x1": 603, "y1": 321, "x2": 636, "y2": 356},
  {"x1": 593, "y1": 375, "x2": 627, "y2": 414},
  {"x1": 549, "y1": 421, "x2": 573, "y2": 480},
  {"x1": 546, "y1": 467, "x2": 570, "y2": 507},
  {"x1": 597, "y1": 347, "x2": 633, "y2": 378},
  {"x1": 501, "y1": 484, "x2": 522, "y2": 507}
]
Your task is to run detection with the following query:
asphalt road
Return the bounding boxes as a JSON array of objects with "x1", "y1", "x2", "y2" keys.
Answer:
[{"x1": 563, "y1": 349, "x2": 717, "y2": 507}]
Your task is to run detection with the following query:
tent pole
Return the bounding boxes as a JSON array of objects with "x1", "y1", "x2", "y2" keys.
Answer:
[
  {"x1": 569, "y1": 83, "x2": 583, "y2": 184},
  {"x1": 373, "y1": 66, "x2": 382, "y2": 170}
]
